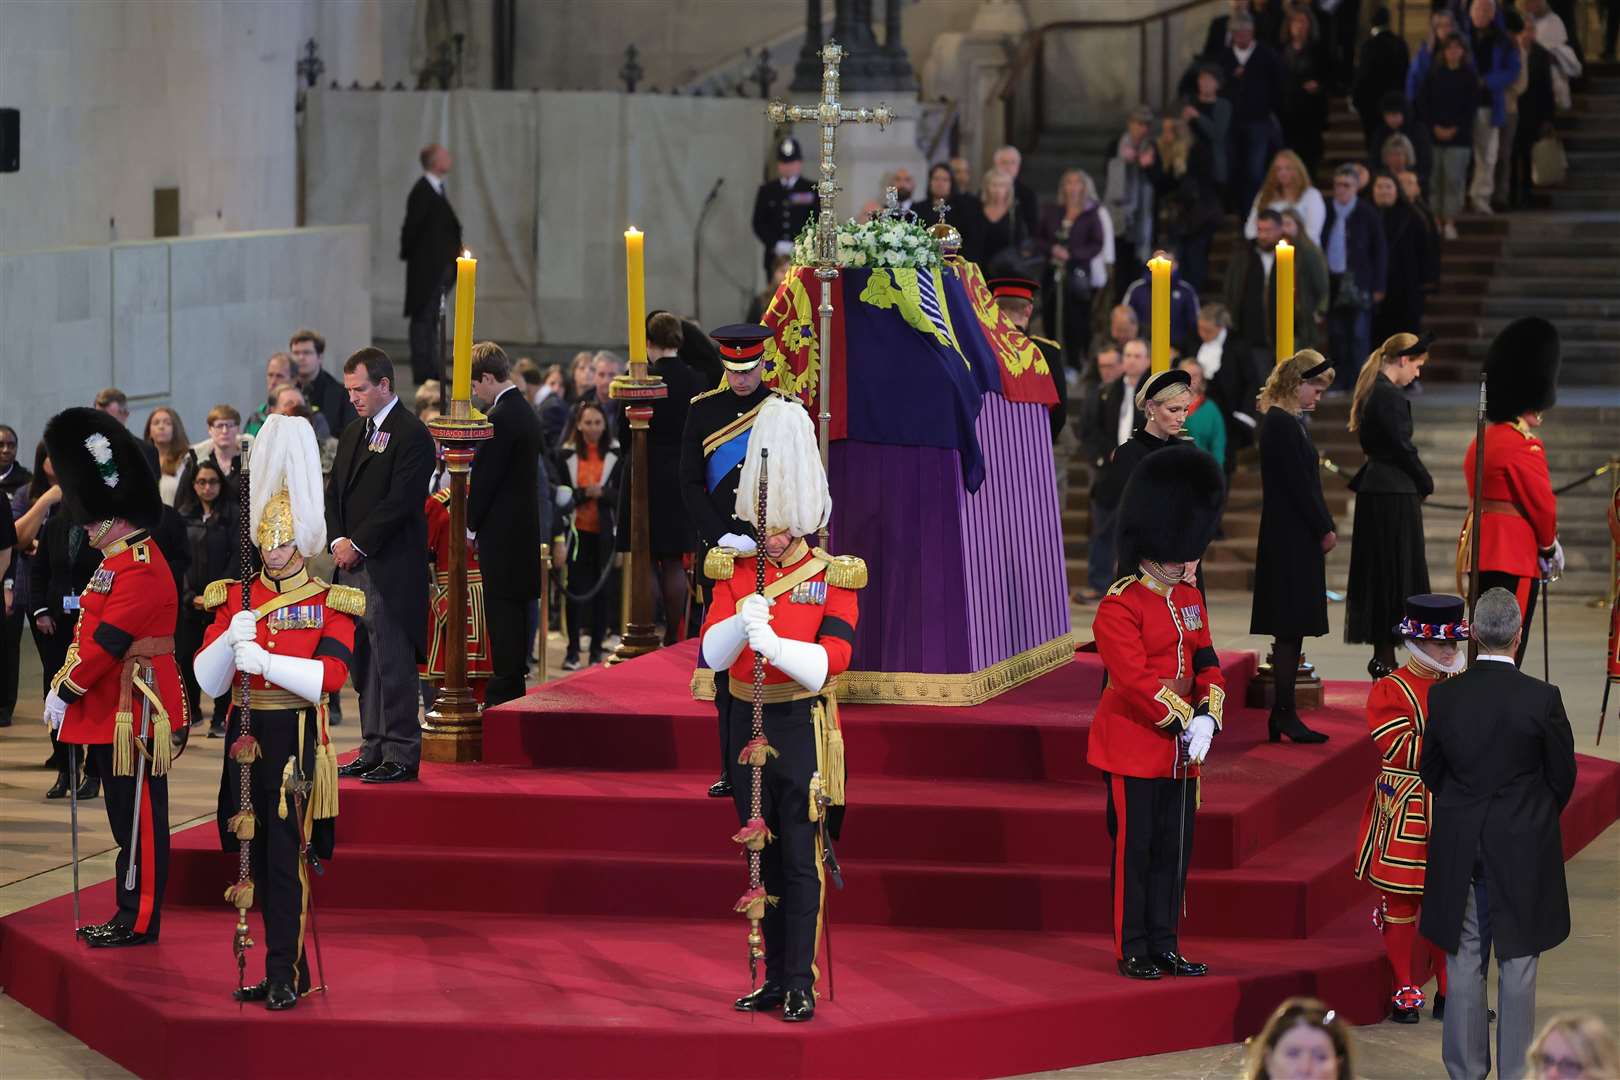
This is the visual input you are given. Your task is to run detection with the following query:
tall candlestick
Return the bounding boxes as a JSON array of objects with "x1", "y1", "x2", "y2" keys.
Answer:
[
  {"x1": 451, "y1": 251, "x2": 477, "y2": 402},
  {"x1": 625, "y1": 227, "x2": 647, "y2": 376},
  {"x1": 1274, "y1": 240, "x2": 1294, "y2": 365},
  {"x1": 1147, "y1": 252, "x2": 1172, "y2": 373}
]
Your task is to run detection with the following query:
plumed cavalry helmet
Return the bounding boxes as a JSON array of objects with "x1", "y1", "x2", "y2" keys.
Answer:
[
  {"x1": 1484, "y1": 316, "x2": 1560, "y2": 423},
  {"x1": 1114, "y1": 443, "x2": 1225, "y2": 575},
  {"x1": 42, "y1": 407, "x2": 161, "y2": 531},
  {"x1": 248, "y1": 414, "x2": 327, "y2": 557},
  {"x1": 733, "y1": 395, "x2": 830, "y2": 540}
]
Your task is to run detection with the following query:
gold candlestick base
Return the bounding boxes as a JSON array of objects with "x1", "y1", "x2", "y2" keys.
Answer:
[
  {"x1": 422, "y1": 684, "x2": 484, "y2": 763},
  {"x1": 1245, "y1": 648, "x2": 1324, "y2": 709}
]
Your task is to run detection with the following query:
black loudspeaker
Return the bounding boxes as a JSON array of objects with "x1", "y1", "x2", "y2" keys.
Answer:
[{"x1": 0, "y1": 109, "x2": 17, "y2": 173}]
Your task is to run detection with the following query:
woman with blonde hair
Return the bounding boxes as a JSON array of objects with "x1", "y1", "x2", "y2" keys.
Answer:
[
  {"x1": 1528, "y1": 1014, "x2": 1620, "y2": 1080},
  {"x1": 142, "y1": 406, "x2": 190, "y2": 507},
  {"x1": 1344, "y1": 335, "x2": 1434, "y2": 676},
  {"x1": 1250, "y1": 350, "x2": 1337, "y2": 744},
  {"x1": 1244, "y1": 149, "x2": 1326, "y2": 241},
  {"x1": 1242, "y1": 997, "x2": 1355, "y2": 1080},
  {"x1": 1037, "y1": 168, "x2": 1106, "y2": 356},
  {"x1": 972, "y1": 168, "x2": 1025, "y2": 271}
]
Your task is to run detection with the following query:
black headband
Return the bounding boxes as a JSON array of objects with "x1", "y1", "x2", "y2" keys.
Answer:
[
  {"x1": 1395, "y1": 333, "x2": 1435, "y2": 358},
  {"x1": 1299, "y1": 356, "x2": 1333, "y2": 380}
]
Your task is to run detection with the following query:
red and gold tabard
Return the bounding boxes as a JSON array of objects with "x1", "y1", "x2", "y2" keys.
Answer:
[
  {"x1": 52, "y1": 529, "x2": 187, "y2": 747},
  {"x1": 1459, "y1": 420, "x2": 1558, "y2": 580},
  {"x1": 420, "y1": 487, "x2": 491, "y2": 688},
  {"x1": 1352, "y1": 658, "x2": 1448, "y2": 894},
  {"x1": 700, "y1": 539, "x2": 861, "y2": 689},
  {"x1": 200, "y1": 566, "x2": 360, "y2": 714},
  {"x1": 1087, "y1": 573, "x2": 1226, "y2": 780}
]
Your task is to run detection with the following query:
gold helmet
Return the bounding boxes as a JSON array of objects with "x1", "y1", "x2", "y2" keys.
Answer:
[{"x1": 248, "y1": 415, "x2": 326, "y2": 556}]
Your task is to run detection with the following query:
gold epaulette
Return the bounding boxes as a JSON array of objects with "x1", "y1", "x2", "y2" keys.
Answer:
[
  {"x1": 704, "y1": 546, "x2": 738, "y2": 581},
  {"x1": 814, "y1": 549, "x2": 867, "y2": 590},
  {"x1": 1105, "y1": 575, "x2": 1136, "y2": 597},
  {"x1": 202, "y1": 579, "x2": 235, "y2": 610},
  {"x1": 690, "y1": 385, "x2": 730, "y2": 404},
  {"x1": 1029, "y1": 334, "x2": 1061, "y2": 350},
  {"x1": 323, "y1": 582, "x2": 367, "y2": 617}
]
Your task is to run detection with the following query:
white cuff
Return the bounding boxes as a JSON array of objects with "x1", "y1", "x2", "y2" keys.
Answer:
[
  {"x1": 263, "y1": 655, "x2": 326, "y2": 706},
  {"x1": 702, "y1": 613, "x2": 748, "y2": 670},
  {"x1": 194, "y1": 632, "x2": 237, "y2": 698},
  {"x1": 771, "y1": 639, "x2": 829, "y2": 693}
]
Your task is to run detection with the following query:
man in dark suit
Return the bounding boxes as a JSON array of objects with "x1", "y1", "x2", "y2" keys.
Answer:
[
  {"x1": 289, "y1": 328, "x2": 358, "y2": 434},
  {"x1": 399, "y1": 143, "x2": 462, "y2": 386},
  {"x1": 467, "y1": 342, "x2": 543, "y2": 708},
  {"x1": 1077, "y1": 339, "x2": 1148, "y2": 602},
  {"x1": 327, "y1": 348, "x2": 435, "y2": 783},
  {"x1": 751, "y1": 137, "x2": 819, "y2": 279},
  {"x1": 1420, "y1": 587, "x2": 1576, "y2": 1080},
  {"x1": 1217, "y1": 11, "x2": 1284, "y2": 213},
  {"x1": 1319, "y1": 165, "x2": 1387, "y2": 391}
]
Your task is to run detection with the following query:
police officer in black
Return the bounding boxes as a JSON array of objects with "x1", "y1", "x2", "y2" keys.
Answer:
[
  {"x1": 751, "y1": 137, "x2": 819, "y2": 278},
  {"x1": 679, "y1": 324, "x2": 793, "y2": 798}
]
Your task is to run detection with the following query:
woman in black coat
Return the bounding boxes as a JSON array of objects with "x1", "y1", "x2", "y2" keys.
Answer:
[
  {"x1": 1344, "y1": 333, "x2": 1433, "y2": 677},
  {"x1": 1370, "y1": 174, "x2": 1429, "y2": 343},
  {"x1": 1250, "y1": 351, "x2": 1338, "y2": 744},
  {"x1": 175, "y1": 459, "x2": 256, "y2": 737},
  {"x1": 555, "y1": 400, "x2": 624, "y2": 669}
]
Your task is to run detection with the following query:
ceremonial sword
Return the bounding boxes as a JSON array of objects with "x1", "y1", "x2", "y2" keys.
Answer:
[
  {"x1": 283, "y1": 756, "x2": 328, "y2": 994},
  {"x1": 814, "y1": 779, "x2": 844, "y2": 1002},
  {"x1": 69, "y1": 743, "x2": 81, "y2": 933},
  {"x1": 124, "y1": 661, "x2": 154, "y2": 893}
]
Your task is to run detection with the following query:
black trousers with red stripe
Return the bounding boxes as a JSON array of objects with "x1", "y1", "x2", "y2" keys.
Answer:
[
  {"x1": 1104, "y1": 772, "x2": 1195, "y2": 959},
  {"x1": 1478, "y1": 572, "x2": 1539, "y2": 668},
  {"x1": 87, "y1": 743, "x2": 169, "y2": 936}
]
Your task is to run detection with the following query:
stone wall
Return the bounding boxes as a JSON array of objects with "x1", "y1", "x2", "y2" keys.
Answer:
[{"x1": 0, "y1": 227, "x2": 371, "y2": 457}]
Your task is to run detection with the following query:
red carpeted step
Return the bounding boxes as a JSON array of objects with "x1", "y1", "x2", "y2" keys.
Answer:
[{"x1": 0, "y1": 899, "x2": 1392, "y2": 1080}]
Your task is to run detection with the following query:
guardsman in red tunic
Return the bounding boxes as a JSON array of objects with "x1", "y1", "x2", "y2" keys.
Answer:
[
  {"x1": 701, "y1": 395, "x2": 863, "y2": 1024},
  {"x1": 420, "y1": 484, "x2": 491, "y2": 701},
  {"x1": 1352, "y1": 594, "x2": 1470, "y2": 1023},
  {"x1": 192, "y1": 416, "x2": 361, "y2": 1011},
  {"x1": 42, "y1": 408, "x2": 188, "y2": 948},
  {"x1": 1458, "y1": 317, "x2": 1562, "y2": 666},
  {"x1": 1087, "y1": 444, "x2": 1226, "y2": 980}
]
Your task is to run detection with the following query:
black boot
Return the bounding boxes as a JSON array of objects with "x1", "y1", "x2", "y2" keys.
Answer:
[
  {"x1": 76, "y1": 772, "x2": 100, "y2": 800},
  {"x1": 734, "y1": 982, "x2": 786, "y2": 1012},
  {"x1": 1268, "y1": 707, "x2": 1329, "y2": 744},
  {"x1": 707, "y1": 776, "x2": 733, "y2": 798},
  {"x1": 781, "y1": 988, "x2": 815, "y2": 1022},
  {"x1": 265, "y1": 982, "x2": 299, "y2": 1011},
  {"x1": 46, "y1": 771, "x2": 71, "y2": 799}
]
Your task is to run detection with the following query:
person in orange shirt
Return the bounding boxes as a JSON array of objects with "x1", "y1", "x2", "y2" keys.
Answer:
[
  {"x1": 701, "y1": 395, "x2": 864, "y2": 1024},
  {"x1": 556, "y1": 400, "x2": 622, "y2": 669},
  {"x1": 1459, "y1": 317, "x2": 1562, "y2": 666}
]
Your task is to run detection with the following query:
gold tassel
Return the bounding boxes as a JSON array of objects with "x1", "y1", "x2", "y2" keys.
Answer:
[
  {"x1": 149, "y1": 711, "x2": 173, "y2": 777},
  {"x1": 224, "y1": 881, "x2": 254, "y2": 909},
  {"x1": 112, "y1": 711, "x2": 135, "y2": 777},
  {"x1": 228, "y1": 810, "x2": 256, "y2": 841},
  {"x1": 312, "y1": 741, "x2": 339, "y2": 820},
  {"x1": 823, "y1": 727, "x2": 846, "y2": 806},
  {"x1": 736, "y1": 735, "x2": 778, "y2": 768},
  {"x1": 277, "y1": 757, "x2": 294, "y2": 820}
]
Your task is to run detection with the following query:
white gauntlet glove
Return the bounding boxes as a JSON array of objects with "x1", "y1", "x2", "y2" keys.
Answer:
[
  {"x1": 233, "y1": 640, "x2": 271, "y2": 676},
  {"x1": 746, "y1": 617, "x2": 783, "y2": 663},
  {"x1": 228, "y1": 610, "x2": 258, "y2": 645},
  {"x1": 44, "y1": 690, "x2": 67, "y2": 731},
  {"x1": 1184, "y1": 713, "x2": 1215, "y2": 765}
]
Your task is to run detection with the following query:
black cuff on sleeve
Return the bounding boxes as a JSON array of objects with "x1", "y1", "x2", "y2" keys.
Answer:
[
  {"x1": 92, "y1": 620, "x2": 135, "y2": 660},
  {"x1": 817, "y1": 615, "x2": 856, "y2": 647},
  {"x1": 314, "y1": 636, "x2": 354, "y2": 668},
  {"x1": 1192, "y1": 645, "x2": 1219, "y2": 672}
]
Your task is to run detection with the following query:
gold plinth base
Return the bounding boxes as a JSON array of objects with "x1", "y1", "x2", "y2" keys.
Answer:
[
  {"x1": 605, "y1": 622, "x2": 663, "y2": 667},
  {"x1": 421, "y1": 688, "x2": 483, "y2": 763},
  {"x1": 1245, "y1": 655, "x2": 1325, "y2": 709}
]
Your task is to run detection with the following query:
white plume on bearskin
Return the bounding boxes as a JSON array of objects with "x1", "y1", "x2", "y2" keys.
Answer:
[
  {"x1": 249, "y1": 414, "x2": 327, "y2": 557},
  {"x1": 733, "y1": 396, "x2": 830, "y2": 538}
]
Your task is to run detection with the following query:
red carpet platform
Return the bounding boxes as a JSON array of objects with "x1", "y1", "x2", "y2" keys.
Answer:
[{"x1": 4, "y1": 643, "x2": 1617, "y2": 1079}]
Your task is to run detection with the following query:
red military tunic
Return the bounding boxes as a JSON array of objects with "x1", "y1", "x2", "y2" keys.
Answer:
[
  {"x1": 200, "y1": 567, "x2": 360, "y2": 711},
  {"x1": 1352, "y1": 659, "x2": 1447, "y2": 895},
  {"x1": 701, "y1": 541, "x2": 859, "y2": 690},
  {"x1": 420, "y1": 487, "x2": 491, "y2": 689},
  {"x1": 1461, "y1": 420, "x2": 1558, "y2": 580},
  {"x1": 53, "y1": 530, "x2": 187, "y2": 745},
  {"x1": 1088, "y1": 573, "x2": 1226, "y2": 780}
]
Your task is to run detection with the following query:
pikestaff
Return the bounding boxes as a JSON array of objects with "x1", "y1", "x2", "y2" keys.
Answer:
[
  {"x1": 735, "y1": 448, "x2": 770, "y2": 986},
  {"x1": 227, "y1": 435, "x2": 256, "y2": 989}
]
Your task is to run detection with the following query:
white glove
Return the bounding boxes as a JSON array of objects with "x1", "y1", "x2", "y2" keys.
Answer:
[
  {"x1": 1539, "y1": 539, "x2": 1564, "y2": 577},
  {"x1": 228, "y1": 610, "x2": 258, "y2": 645},
  {"x1": 233, "y1": 640, "x2": 271, "y2": 676},
  {"x1": 701, "y1": 614, "x2": 749, "y2": 670},
  {"x1": 1184, "y1": 713, "x2": 1215, "y2": 765},
  {"x1": 718, "y1": 532, "x2": 757, "y2": 556},
  {"x1": 739, "y1": 594, "x2": 773, "y2": 631},
  {"x1": 747, "y1": 618, "x2": 783, "y2": 663},
  {"x1": 44, "y1": 690, "x2": 68, "y2": 731}
]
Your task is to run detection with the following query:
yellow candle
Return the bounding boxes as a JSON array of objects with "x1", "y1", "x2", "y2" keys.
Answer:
[
  {"x1": 451, "y1": 250, "x2": 477, "y2": 401},
  {"x1": 625, "y1": 227, "x2": 646, "y2": 372},
  {"x1": 1274, "y1": 240, "x2": 1294, "y2": 365},
  {"x1": 1147, "y1": 252, "x2": 1172, "y2": 373}
]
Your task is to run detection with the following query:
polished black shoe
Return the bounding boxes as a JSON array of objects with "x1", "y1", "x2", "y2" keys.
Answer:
[
  {"x1": 1117, "y1": 956, "x2": 1163, "y2": 980},
  {"x1": 337, "y1": 757, "x2": 379, "y2": 779},
  {"x1": 265, "y1": 982, "x2": 299, "y2": 1011},
  {"x1": 707, "y1": 776, "x2": 733, "y2": 798},
  {"x1": 46, "y1": 772, "x2": 71, "y2": 800},
  {"x1": 87, "y1": 926, "x2": 158, "y2": 948},
  {"x1": 1267, "y1": 707, "x2": 1329, "y2": 744},
  {"x1": 1151, "y1": 952, "x2": 1208, "y2": 977},
  {"x1": 360, "y1": 762, "x2": 418, "y2": 784},
  {"x1": 1432, "y1": 994, "x2": 1444, "y2": 1019},
  {"x1": 1368, "y1": 657, "x2": 1395, "y2": 680},
  {"x1": 207, "y1": 723, "x2": 226, "y2": 739},
  {"x1": 76, "y1": 774, "x2": 100, "y2": 800},
  {"x1": 733, "y1": 982, "x2": 786, "y2": 1012},
  {"x1": 76, "y1": 918, "x2": 124, "y2": 941},
  {"x1": 234, "y1": 979, "x2": 270, "y2": 1003},
  {"x1": 781, "y1": 988, "x2": 815, "y2": 1022}
]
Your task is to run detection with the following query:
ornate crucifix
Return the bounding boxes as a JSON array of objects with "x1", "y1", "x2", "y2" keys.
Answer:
[{"x1": 766, "y1": 41, "x2": 893, "y2": 481}]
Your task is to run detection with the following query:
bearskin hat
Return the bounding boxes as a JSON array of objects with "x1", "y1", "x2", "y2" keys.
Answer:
[
  {"x1": 1115, "y1": 443, "x2": 1226, "y2": 572},
  {"x1": 1484, "y1": 317, "x2": 1560, "y2": 423},
  {"x1": 42, "y1": 407, "x2": 162, "y2": 530}
]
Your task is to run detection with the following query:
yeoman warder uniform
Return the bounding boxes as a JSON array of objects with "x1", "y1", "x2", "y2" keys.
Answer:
[
  {"x1": 422, "y1": 484, "x2": 491, "y2": 701},
  {"x1": 1351, "y1": 594, "x2": 1469, "y2": 1023},
  {"x1": 193, "y1": 416, "x2": 361, "y2": 1011},
  {"x1": 43, "y1": 408, "x2": 187, "y2": 948},
  {"x1": 1088, "y1": 444, "x2": 1226, "y2": 980},
  {"x1": 700, "y1": 395, "x2": 864, "y2": 1023},
  {"x1": 1458, "y1": 317, "x2": 1562, "y2": 666}
]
